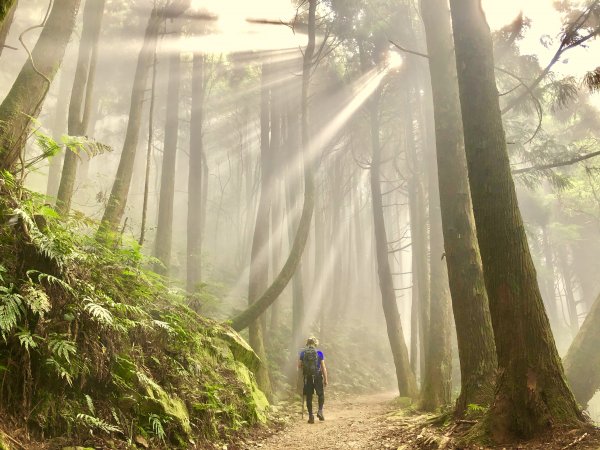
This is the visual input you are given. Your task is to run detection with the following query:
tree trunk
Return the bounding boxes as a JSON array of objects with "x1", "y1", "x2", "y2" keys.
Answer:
[
  {"x1": 230, "y1": 0, "x2": 316, "y2": 333},
  {"x1": 369, "y1": 89, "x2": 418, "y2": 399},
  {"x1": 420, "y1": 0, "x2": 497, "y2": 416},
  {"x1": 0, "y1": 0, "x2": 17, "y2": 59},
  {"x1": 187, "y1": 52, "x2": 205, "y2": 292},
  {"x1": 557, "y1": 246, "x2": 579, "y2": 339},
  {"x1": 247, "y1": 62, "x2": 274, "y2": 397},
  {"x1": 563, "y1": 292, "x2": 600, "y2": 408},
  {"x1": 540, "y1": 225, "x2": 559, "y2": 329},
  {"x1": 46, "y1": 68, "x2": 70, "y2": 199},
  {"x1": 154, "y1": 50, "x2": 182, "y2": 275},
  {"x1": 98, "y1": 8, "x2": 163, "y2": 236},
  {"x1": 56, "y1": 0, "x2": 106, "y2": 215},
  {"x1": 419, "y1": 89, "x2": 452, "y2": 411},
  {"x1": 449, "y1": 0, "x2": 584, "y2": 440},
  {"x1": 0, "y1": 0, "x2": 81, "y2": 172}
]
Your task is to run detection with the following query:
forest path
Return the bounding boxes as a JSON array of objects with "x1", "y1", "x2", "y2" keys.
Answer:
[{"x1": 241, "y1": 391, "x2": 419, "y2": 450}]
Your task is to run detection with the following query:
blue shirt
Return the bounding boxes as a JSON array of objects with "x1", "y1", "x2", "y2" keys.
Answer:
[{"x1": 299, "y1": 348, "x2": 325, "y2": 373}]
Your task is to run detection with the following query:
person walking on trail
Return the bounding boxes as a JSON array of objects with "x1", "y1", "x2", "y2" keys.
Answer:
[{"x1": 298, "y1": 336, "x2": 328, "y2": 424}]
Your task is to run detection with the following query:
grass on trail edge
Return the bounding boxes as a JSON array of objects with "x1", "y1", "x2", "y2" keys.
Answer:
[{"x1": 0, "y1": 174, "x2": 268, "y2": 449}]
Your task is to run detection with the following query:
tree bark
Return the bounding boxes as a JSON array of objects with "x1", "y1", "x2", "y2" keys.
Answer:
[
  {"x1": 56, "y1": 0, "x2": 105, "y2": 215},
  {"x1": 563, "y1": 292, "x2": 600, "y2": 408},
  {"x1": 187, "y1": 52, "x2": 205, "y2": 292},
  {"x1": 154, "y1": 49, "x2": 182, "y2": 275},
  {"x1": 369, "y1": 88, "x2": 418, "y2": 399},
  {"x1": 0, "y1": 0, "x2": 81, "y2": 172},
  {"x1": 420, "y1": 0, "x2": 497, "y2": 416},
  {"x1": 450, "y1": 0, "x2": 584, "y2": 440},
  {"x1": 230, "y1": 0, "x2": 316, "y2": 333},
  {"x1": 0, "y1": 0, "x2": 17, "y2": 58}
]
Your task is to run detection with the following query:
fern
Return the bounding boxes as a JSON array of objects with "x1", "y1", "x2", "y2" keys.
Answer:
[
  {"x1": 148, "y1": 414, "x2": 166, "y2": 441},
  {"x1": 27, "y1": 271, "x2": 74, "y2": 296},
  {"x1": 0, "y1": 287, "x2": 24, "y2": 337},
  {"x1": 12, "y1": 209, "x2": 64, "y2": 268},
  {"x1": 76, "y1": 413, "x2": 121, "y2": 434},
  {"x1": 16, "y1": 330, "x2": 38, "y2": 353},
  {"x1": 83, "y1": 298, "x2": 114, "y2": 326},
  {"x1": 48, "y1": 335, "x2": 77, "y2": 364},
  {"x1": 21, "y1": 284, "x2": 51, "y2": 317},
  {"x1": 85, "y1": 394, "x2": 95, "y2": 415},
  {"x1": 45, "y1": 358, "x2": 73, "y2": 386}
]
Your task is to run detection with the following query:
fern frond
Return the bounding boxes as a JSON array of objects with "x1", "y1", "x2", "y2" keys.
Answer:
[
  {"x1": 45, "y1": 358, "x2": 73, "y2": 386},
  {"x1": 48, "y1": 335, "x2": 77, "y2": 364},
  {"x1": 21, "y1": 284, "x2": 51, "y2": 317},
  {"x1": 16, "y1": 330, "x2": 38, "y2": 353},
  {"x1": 85, "y1": 394, "x2": 95, "y2": 415},
  {"x1": 0, "y1": 290, "x2": 24, "y2": 337},
  {"x1": 83, "y1": 298, "x2": 114, "y2": 326},
  {"x1": 76, "y1": 413, "x2": 121, "y2": 434},
  {"x1": 148, "y1": 414, "x2": 166, "y2": 441}
]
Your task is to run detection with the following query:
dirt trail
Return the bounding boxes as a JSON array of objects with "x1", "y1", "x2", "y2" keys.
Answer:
[{"x1": 243, "y1": 392, "x2": 405, "y2": 450}]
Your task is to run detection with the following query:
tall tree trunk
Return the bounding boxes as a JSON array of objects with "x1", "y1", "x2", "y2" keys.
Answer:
[
  {"x1": 56, "y1": 0, "x2": 106, "y2": 215},
  {"x1": 420, "y1": 0, "x2": 496, "y2": 416},
  {"x1": 540, "y1": 225, "x2": 559, "y2": 329},
  {"x1": 187, "y1": 52, "x2": 205, "y2": 292},
  {"x1": 450, "y1": 0, "x2": 584, "y2": 440},
  {"x1": 419, "y1": 91, "x2": 452, "y2": 411},
  {"x1": 154, "y1": 50, "x2": 182, "y2": 275},
  {"x1": 563, "y1": 292, "x2": 600, "y2": 408},
  {"x1": 230, "y1": 0, "x2": 316, "y2": 332},
  {"x1": 0, "y1": 0, "x2": 17, "y2": 58},
  {"x1": 247, "y1": 62, "x2": 273, "y2": 397},
  {"x1": 98, "y1": 8, "x2": 163, "y2": 236},
  {"x1": 0, "y1": 0, "x2": 81, "y2": 172},
  {"x1": 369, "y1": 88, "x2": 418, "y2": 398}
]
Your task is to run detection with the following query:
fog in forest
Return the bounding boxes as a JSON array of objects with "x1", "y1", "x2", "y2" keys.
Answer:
[{"x1": 1, "y1": 0, "x2": 600, "y2": 447}]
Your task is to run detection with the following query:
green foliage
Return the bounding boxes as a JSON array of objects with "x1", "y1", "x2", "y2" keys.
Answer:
[{"x1": 0, "y1": 188, "x2": 268, "y2": 448}]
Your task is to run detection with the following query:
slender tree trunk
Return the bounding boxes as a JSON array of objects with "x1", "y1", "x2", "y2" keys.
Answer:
[
  {"x1": 563, "y1": 292, "x2": 600, "y2": 408},
  {"x1": 540, "y1": 225, "x2": 559, "y2": 328},
  {"x1": 154, "y1": 50, "x2": 182, "y2": 275},
  {"x1": 247, "y1": 62, "x2": 274, "y2": 397},
  {"x1": 557, "y1": 246, "x2": 579, "y2": 339},
  {"x1": 187, "y1": 52, "x2": 205, "y2": 292},
  {"x1": 450, "y1": 0, "x2": 584, "y2": 440},
  {"x1": 46, "y1": 69, "x2": 70, "y2": 199},
  {"x1": 369, "y1": 88, "x2": 418, "y2": 398},
  {"x1": 98, "y1": 8, "x2": 163, "y2": 236},
  {"x1": 0, "y1": 0, "x2": 81, "y2": 171},
  {"x1": 230, "y1": 0, "x2": 316, "y2": 332},
  {"x1": 420, "y1": 90, "x2": 452, "y2": 411},
  {"x1": 420, "y1": 0, "x2": 496, "y2": 416},
  {"x1": 56, "y1": 0, "x2": 106, "y2": 215},
  {"x1": 139, "y1": 44, "x2": 158, "y2": 246},
  {"x1": 0, "y1": 0, "x2": 17, "y2": 58}
]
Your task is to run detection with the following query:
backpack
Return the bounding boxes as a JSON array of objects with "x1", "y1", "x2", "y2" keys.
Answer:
[{"x1": 302, "y1": 347, "x2": 319, "y2": 378}]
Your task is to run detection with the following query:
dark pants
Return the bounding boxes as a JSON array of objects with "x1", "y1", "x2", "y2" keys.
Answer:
[{"x1": 304, "y1": 374, "x2": 324, "y2": 416}]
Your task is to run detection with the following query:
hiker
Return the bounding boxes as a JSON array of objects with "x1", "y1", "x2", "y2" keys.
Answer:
[{"x1": 298, "y1": 336, "x2": 328, "y2": 424}]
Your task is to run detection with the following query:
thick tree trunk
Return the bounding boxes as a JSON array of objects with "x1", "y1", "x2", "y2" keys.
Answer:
[
  {"x1": 0, "y1": 0, "x2": 81, "y2": 172},
  {"x1": 56, "y1": 0, "x2": 105, "y2": 215},
  {"x1": 450, "y1": 0, "x2": 584, "y2": 440},
  {"x1": 187, "y1": 52, "x2": 205, "y2": 292},
  {"x1": 420, "y1": 91, "x2": 452, "y2": 411},
  {"x1": 0, "y1": 0, "x2": 17, "y2": 58},
  {"x1": 420, "y1": 0, "x2": 497, "y2": 416},
  {"x1": 369, "y1": 90, "x2": 418, "y2": 399},
  {"x1": 230, "y1": 0, "x2": 316, "y2": 333},
  {"x1": 154, "y1": 50, "x2": 182, "y2": 275},
  {"x1": 98, "y1": 8, "x2": 163, "y2": 236},
  {"x1": 563, "y1": 292, "x2": 600, "y2": 408}
]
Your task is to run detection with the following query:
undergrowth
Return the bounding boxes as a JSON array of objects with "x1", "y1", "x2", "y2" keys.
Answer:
[{"x1": 0, "y1": 173, "x2": 268, "y2": 448}]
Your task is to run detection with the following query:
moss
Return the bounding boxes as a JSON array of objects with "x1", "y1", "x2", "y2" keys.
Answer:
[
  {"x1": 0, "y1": 432, "x2": 10, "y2": 450},
  {"x1": 232, "y1": 361, "x2": 269, "y2": 423}
]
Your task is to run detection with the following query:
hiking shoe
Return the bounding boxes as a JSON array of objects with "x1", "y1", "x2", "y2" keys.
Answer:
[
  {"x1": 307, "y1": 415, "x2": 315, "y2": 424},
  {"x1": 317, "y1": 411, "x2": 325, "y2": 421}
]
